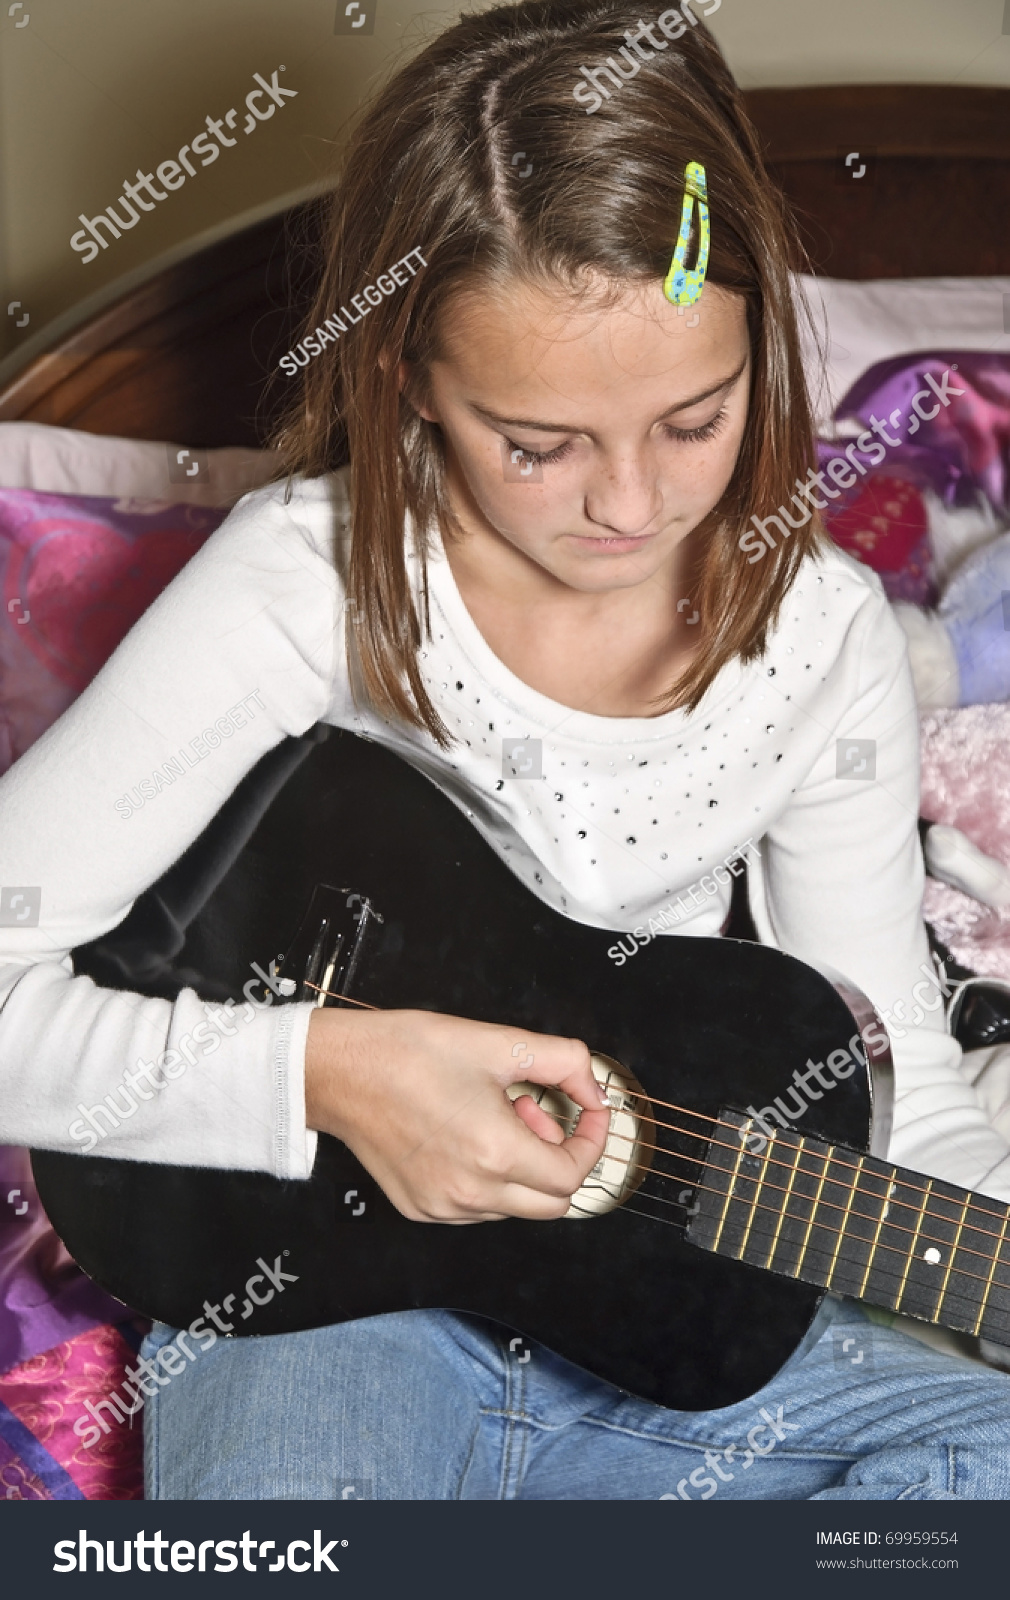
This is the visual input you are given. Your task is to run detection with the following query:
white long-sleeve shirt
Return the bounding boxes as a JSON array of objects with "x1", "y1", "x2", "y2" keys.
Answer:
[{"x1": 3, "y1": 468, "x2": 1010, "y2": 1200}]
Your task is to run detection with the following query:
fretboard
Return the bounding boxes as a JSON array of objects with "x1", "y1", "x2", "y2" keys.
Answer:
[{"x1": 685, "y1": 1108, "x2": 1010, "y2": 1346}]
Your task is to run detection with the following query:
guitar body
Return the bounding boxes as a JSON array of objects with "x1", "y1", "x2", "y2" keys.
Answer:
[{"x1": 34, "y1": 730, "x2": 881, "y2": 1410}]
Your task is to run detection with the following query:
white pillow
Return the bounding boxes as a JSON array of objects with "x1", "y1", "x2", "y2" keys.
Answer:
[
  {"x1": 794, "y1": 273, "x2": 1010, "y2": 434},
  {"x1": 0, "y1": 421, "x2": 279, "y2": 507}
]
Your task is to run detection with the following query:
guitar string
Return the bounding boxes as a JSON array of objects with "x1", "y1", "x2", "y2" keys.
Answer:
[
  {"x1": 612, "y1": 1122, "x2": 1010, "y2": 1283},
  {"x1": 632, "y1": 1165, "x2": 1002, "y2": 1286},
  {"x1": 306, "y1": 977, "x2": 1010, "y2": 1229},
  {"x1": 572, "y1": 1150, "x2": 1010, "y2": 1306},
  {"x1": 303, "y1": 980, "x2": 1010, "y2": 1258},
  {"x1": 571, "y1": 1188, "x2": 986, "y2": 1308},
  {"x1": 628, "y1": 1120, "x2": 1010, "y2": 1261},
  {"x1": 565, "y1": 1184, "x2": 1010, "y2": 1319},
  {"x1": 604, "y1": 1089, "x2": 1010, "y2": 1232},
  {"x1": 303, "y1": 982, "x2": 378, "y2": 1009},
  {"x1": 543, "y1": 1108, "x2": 1010, "y2": 1286},
  {"x1": 569, "y1": 1180, "x2": 915, "y2": 1285},
  {"x1": 616, "y1": 1184, "x2": 1010, "y2": 1311},
  {"x1": 535, "y1": 1092, "x2": 1010, "y2": 1260}
]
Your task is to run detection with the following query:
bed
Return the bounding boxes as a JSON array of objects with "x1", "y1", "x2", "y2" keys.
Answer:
[{"x1": 1, "y1": 84, "x2": 1009, "y2": 1500}]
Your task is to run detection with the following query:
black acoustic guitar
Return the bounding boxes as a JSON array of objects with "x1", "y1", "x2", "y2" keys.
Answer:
[{"x1": 33, "y1": 730, "x2": 1010, "y2": 1410}]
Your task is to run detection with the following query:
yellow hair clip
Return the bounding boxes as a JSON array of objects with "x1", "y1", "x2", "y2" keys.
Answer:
[{"x1": 663, "y1": 162, "x2": 710, "y2": 308}]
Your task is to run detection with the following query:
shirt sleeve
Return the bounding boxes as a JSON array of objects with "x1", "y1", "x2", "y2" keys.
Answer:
[
  {"x1": 747, "y1": 583, "x2": 1010, "y2": 1204},
  {"x1": 0, "y1": 475, "x2": 346, "y2": 1177}
]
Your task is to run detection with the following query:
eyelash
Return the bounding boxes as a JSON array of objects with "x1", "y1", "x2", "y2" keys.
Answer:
[{"x1": 504, "y1": 408, "x2": 729, "y2": 467}]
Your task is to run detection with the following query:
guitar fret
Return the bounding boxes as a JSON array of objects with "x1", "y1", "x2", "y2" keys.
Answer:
[
  {"x1": 710, "y1": 1128, "x2": 751, "y2": 1257},
  {"x1": 969, "y1": 1193, "x2": 1010, "y2": 1344},
  {"x1": 864, "y1": 1172, "x2": 924, "y2": 1312},
  {"x1": 763, "y1": 1135, "x2": 803, "y2": 1272},
  {"x1": 892, "y1": 1177, "x2": 933, "y2": 1315},
  {"x1": 975, "y1": 1209, "x2": 1010, "y2": 1338},
  {"x1": 887, "y1": 1175, "x2": 989, "y2": 1330},
  {"x1": 936, "y1": 1194, "x2": 972, "y2": 1322},
  {"x1": 824, "y1": 1152, "x2": 865, "y2": 1293},
  {"x1": 858, "y1": 1165, "x2": 899, "y2": 1303},
  {"x1": 686, "y1": 1111, "x2": 784, "y2": 1265},
  {"x1": 735, "y1": 1123, "x2": 781, "y2": 1262},
  {"x1": 792, "y1": 1146, "x2": 832, "y2": 1280},
  {"x1": 744, "y1": 1130, "x2": 822, "y2": 1279},
  {"x1": 685, "y1": 1111, "x2": 1010, "y2": 1345},
  {"x1": 818, "y1": 1156, "x2": 891, "y2": 1300},
  {"x1": 934, "y1": 1195, "x2": 994, "y2": 1331},
  {"x1": 779, "y1": 1147, "x2": 863, "y2": 1289}
]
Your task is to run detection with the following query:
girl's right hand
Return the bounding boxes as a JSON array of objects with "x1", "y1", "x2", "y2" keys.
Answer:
[{"x1": 304, "y1": 1007, "x2": 611, "y2": 1223}]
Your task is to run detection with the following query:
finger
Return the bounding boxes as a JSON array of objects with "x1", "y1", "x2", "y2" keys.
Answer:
[
  {"x1": 495, "y1": 1181, "x2": 578, "y2": 1221},
  {"x1": 552, "y1": 1063, "x2": 611, "y2": 1159},
  {"x1": 511, "y1": 1093, "x2": 565, "y2": 1144},
  {"x1": 381, "y1": 1180, "x2": 511, "y2": 1226},
  {"x1": 491, "y1": 1028, "x2": 611, "y2": 1180},
  {"x1": 435, "y1": 1210, "x2": 511, "y2": 1225},
  {"x1": 529, "y1": 1049, "x2": 612, "y2": 1184},
  {"x1": 435, "y1": 1194, "x2": 570, "y2": 1223},
  {"x1": 405, "y1": 1188, "x2": 563, "y2": 1225},
  {"x1": 415, "y1": 1209, "x2": 514, "y2": 1225},
  {"x1": 509, "y1": 1034, "x2": 609, "y2": 1118},
  {"x1": 497, "y1": 1102, "x2": 611, "y2": 1198},
  {"x1": 382, "y1": 1174, "x2": 568, "y2": 1226},
  {"x1": 495, "y1": 1027, "x2": 597, "y2": 1097},
  {"x1": 512, "y1": 1060, "x2": 610, "y2": 1177}
]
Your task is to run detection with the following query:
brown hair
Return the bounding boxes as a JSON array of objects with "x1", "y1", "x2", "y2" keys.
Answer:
[{"x1": 271, "y1": 0, "x2": 822, "y2": 746}]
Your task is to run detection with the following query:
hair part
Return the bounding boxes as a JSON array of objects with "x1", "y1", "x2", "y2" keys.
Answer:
[{"x1": 271, "y1": 0, "x2": 822, "y2": 747}]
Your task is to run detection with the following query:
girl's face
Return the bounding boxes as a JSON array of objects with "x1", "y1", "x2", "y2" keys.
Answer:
[{"x1": 407, "y1": 272, "x2": 751, "y2": 595}]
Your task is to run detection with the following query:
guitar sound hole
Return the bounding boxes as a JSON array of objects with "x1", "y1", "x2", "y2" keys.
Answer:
[{"x1": 507, "y1": 1053, "x2": 654, "y2": 1218}]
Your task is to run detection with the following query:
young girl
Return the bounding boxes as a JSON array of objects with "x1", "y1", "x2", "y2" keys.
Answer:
[{"x1": 5, "y1": 0, "x2": 1010, "y2": 1500}]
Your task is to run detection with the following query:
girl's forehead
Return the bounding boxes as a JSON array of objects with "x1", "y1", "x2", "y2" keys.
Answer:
[{"x1": 435, "y1": 276, "x2": 749, "y2": 393}]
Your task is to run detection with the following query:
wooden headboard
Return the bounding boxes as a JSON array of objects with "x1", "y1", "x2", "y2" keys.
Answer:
[
  {"x1": 2, "y1": 85, "x2": 1008, "y2": 450},
  {"x1": 747, "y1": 85, "x2": 1010, "y2": 279}
]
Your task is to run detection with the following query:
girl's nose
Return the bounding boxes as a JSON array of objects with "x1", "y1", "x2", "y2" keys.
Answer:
[{"x1": 583, "y1": 458, "x2": 662, "y2": 537}]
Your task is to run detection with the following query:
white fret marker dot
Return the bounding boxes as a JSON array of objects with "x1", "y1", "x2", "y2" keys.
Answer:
[{"x1": 923, "y1": 1247, "x2": 942, "y2": 1265}]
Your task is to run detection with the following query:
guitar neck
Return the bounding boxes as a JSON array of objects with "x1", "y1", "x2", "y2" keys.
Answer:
[{"x1": 686, "y1": 1109, "x2": 1010, "y2": 1346}]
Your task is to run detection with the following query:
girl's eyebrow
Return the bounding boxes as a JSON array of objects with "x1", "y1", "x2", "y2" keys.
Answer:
[{"x1": 471, "y1": 356, "x2": 749, "y2": 436}]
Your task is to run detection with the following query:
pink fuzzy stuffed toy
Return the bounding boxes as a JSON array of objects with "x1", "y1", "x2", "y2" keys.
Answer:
[{"x1": 920, "y1": 705, "x2": 1010, "y2": 979}]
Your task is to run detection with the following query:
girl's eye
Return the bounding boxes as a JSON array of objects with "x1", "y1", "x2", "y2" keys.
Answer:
[
  {"x1": 663, "y1": 407, "x2": 728, "y2": 444},
  {"x1": 504, "y1": 438, "x2": 574, "y2": 467},
  {"x1": 503, "y1": 408, "x2": 729, "y2": 468}
]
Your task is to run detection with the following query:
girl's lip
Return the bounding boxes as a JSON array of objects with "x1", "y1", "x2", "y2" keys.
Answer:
[{"x1": 567, "y1": 532, "x2": 657, "y2": 552}]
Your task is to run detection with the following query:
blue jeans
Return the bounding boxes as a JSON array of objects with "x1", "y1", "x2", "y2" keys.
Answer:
[
  {"x1": 143, "y1": 1297, "x2": 1010, "y2": 1500},
  {"x1": 140, "y1": 1299, "x2": 1010, "y2": 1497}
]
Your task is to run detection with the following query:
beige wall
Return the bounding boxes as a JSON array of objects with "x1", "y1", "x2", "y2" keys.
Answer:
[{"x1": 1, "y1": 0, "x2": 1008, "y2": 370}]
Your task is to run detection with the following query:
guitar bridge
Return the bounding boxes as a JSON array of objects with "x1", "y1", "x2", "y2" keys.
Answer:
[{"x1": 271, "y1": 883, "x2": 383, "y2": 1007}]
